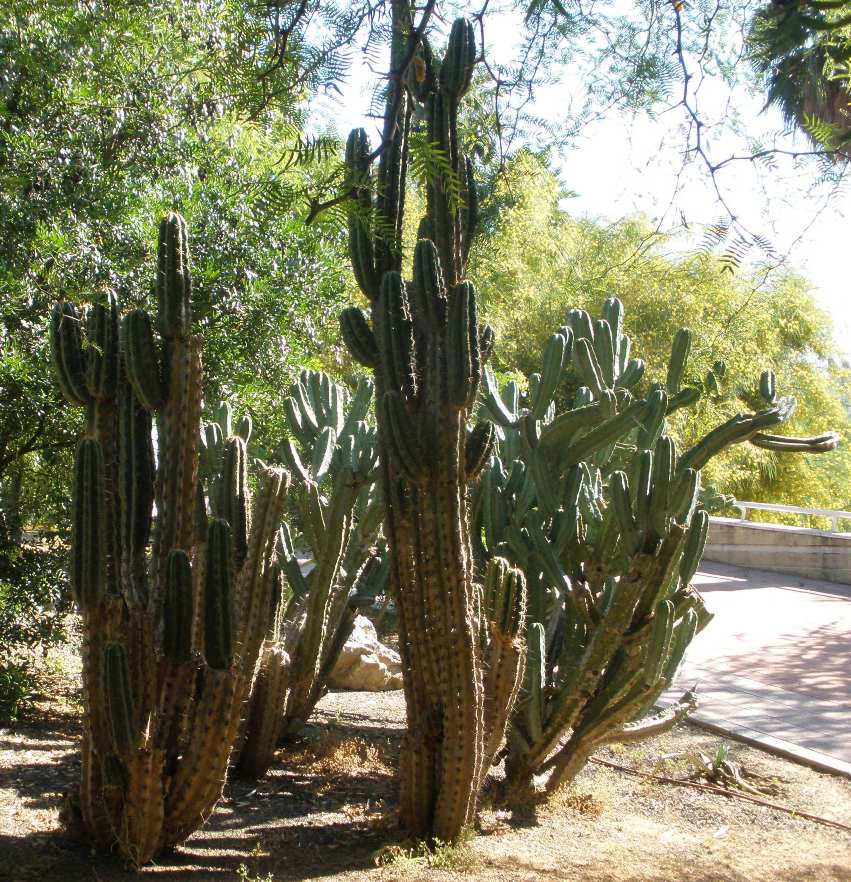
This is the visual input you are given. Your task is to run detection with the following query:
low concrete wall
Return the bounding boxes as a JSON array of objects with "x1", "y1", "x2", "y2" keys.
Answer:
[{"x1": 704, "y1": 517, "x2": 851, "y2": 585}]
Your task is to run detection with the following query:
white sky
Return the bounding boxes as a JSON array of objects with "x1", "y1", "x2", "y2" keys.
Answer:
[{"x1": 312, "y1": 7, "x2": 851, "y2": 357}]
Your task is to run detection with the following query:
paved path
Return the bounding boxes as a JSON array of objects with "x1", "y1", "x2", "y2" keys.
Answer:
[{"x1": 660, "y1": 560, "x2": 851, "y2": 776}]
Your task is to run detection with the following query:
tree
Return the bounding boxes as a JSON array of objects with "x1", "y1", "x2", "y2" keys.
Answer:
[
  {"x1": 750, "y1": 0, "x2": 851, "y2": 156},
  {"x1": 0, "y1": 1, "x2": 354, "y2": 531},
  {"x1": 468, "y1": 150, "x2": 851, "y2": 512}
]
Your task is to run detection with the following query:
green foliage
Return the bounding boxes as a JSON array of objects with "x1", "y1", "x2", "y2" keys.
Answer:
[
  {"x1": 0, "y1": 0, "x2": 354, "y2": 534},
  {"x1": 0, "y1": 542, "x2": 68, "y2": 655},
  {"x1": 0, "y1": 541, "x2": 69, "y2": 722},
  {"x1": 749, "y1": 0, "x2": 851, "y2": 154},
  {"x1": 0, "y1": 663, "x2": 38, "y2": 723}
]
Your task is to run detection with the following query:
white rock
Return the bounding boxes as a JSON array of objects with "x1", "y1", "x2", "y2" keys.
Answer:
[{"x1": 329, "y1": 615, "x2": 403, "y2": 691}]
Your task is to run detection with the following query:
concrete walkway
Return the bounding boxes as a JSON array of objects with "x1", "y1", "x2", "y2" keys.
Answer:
[{"x1": 660, "y1": 560, "x2": 851, "y2": 776}]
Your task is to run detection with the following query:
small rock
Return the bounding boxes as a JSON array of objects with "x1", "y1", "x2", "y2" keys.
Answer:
[{"x1": 329, "y1": 616, "x2": 403, "y2": 691}]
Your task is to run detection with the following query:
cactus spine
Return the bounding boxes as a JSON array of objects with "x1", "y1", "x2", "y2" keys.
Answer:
[
  {"x1": 340, "y1": 12, "x2": 523, "y2": 842},
  {"x1": 50, "y1": 215, "x2": 289, "y2": 866},
  {"x1": 476, "y1": 299, "x2": 839, "y2": 804}
]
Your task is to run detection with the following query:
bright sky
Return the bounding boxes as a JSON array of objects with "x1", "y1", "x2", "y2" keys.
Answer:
[{"x1": 312, "y1": 6, "x2": 851, "y2": 357}]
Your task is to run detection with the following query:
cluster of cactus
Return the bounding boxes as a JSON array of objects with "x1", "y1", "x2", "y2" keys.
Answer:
[
  {"x1": 339, "y1": 13, "x2": 528, "y2": 842},
  {"x1": 234, "y1": 370, "x2": 387, "y2": 779},
  {"x1": 50, "y1": 214, "x2": 288, "y2": 865},
  {"x1": 475, "y1": 298, "x2": 839, "y2": 802}
]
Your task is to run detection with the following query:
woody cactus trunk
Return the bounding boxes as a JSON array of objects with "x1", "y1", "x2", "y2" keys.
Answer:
[
  {"x1": 50, "y1": 215, "x2": 288, "y2": 866},
  {"x1": 339, "y1": 10, "x2": 525, "y2": 841}
]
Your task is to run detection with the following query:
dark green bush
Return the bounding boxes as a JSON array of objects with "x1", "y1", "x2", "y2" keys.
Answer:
[
  {"x1": 0, "y1": 663, "x2": 38, "y2": 722},
  {"x1": 0, "y1": 540, "x2": 70, "y2": 721}
]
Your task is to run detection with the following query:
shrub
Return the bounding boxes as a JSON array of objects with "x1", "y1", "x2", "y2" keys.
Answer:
[{"x1": 0, "y1": 539, "x2": 69, "y2": 721}]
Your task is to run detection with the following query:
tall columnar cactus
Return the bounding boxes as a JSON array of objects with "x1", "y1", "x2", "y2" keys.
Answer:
[
  {"x1": 476, "y1": 299, "x2": 839, "y2": 803},
  {"x1": 50, "y1": 215, "x2": 288, "y2": 866},
  {"x1": 233, "y1": 370, "x2": 386, "y2": 780},
  {"x1": 339, "y1": 11, "x2": 526, "y2": 841}
]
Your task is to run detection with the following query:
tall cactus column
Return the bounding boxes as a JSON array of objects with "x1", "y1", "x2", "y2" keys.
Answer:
[
  {"x1": 50, "y1": 215, "x2": 288, "y2": 866},
  {"x1": 339, "y1": 11, "x2": 511, "y2": 842}
]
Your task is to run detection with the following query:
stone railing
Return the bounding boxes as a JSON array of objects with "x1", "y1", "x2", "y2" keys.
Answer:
[
  {"x1": 704, "y1": 503, "x2": 851, "y2": 585},
  {"x1": 731, "y1": 501, "x2": 851, "y2": 534}
]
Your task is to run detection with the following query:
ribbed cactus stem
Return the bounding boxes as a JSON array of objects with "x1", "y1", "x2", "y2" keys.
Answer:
[
  {"x1": 85, "y1": 294, "x2": 119, "y2": 400},
  {"x1": 157, "y1": 212, "x2": 192, "y2": 337},
  {"x1": 103, "y1": 642, "x2": 137, "y2": 754},
  {"x1": 481, "y1": 557, "x2": 527, "y2": 772},
  {"x1": 71, "y1": 439, "x2": 106, "y2": 611},
  {"x1": 218, "y1": 436, "x2": 251, "y2": 567},
  {"x1": 119, "y1": 385, "x2": 155, "y2": 560},
  {"x1": 122, "y1": 309, "x2": 165, "y2": 411},
  {"x1": 163, "y1": 550, "x2": 193, "y2": 664},
  {"x1": 345, "y1": 127, "x2": 380, "y2": 301},
  {"x1": 666, "y1": 328, "x2": 692, "y2": 395},
  {"x1": 52, "y1": 213, "x2": 290, "y2": 866},
  {"x1": 440, "y1": 18, "x2": 476, "y2": 97},
  {"x1": 465, "y1": 421, "x2": 496, "y2": 481},
  {"x1": 204, "y1": 519, "x2": 234, "y2": 671},
  {"x1": 50, "y1": 301, "x2": 92, "y2": 407},
  {"x1": 236, "y1": 645, "x2": 290, "y2": 779}
]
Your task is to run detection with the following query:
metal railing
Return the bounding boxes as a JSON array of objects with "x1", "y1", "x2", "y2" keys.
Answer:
[{"x1": 732, "y1": 501, "x2": 851, "y2": 534}]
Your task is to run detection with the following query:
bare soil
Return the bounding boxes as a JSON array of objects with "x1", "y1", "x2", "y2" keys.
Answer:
[{"x1": 1, "y1": 655, "x2": 850, "y2": 882}]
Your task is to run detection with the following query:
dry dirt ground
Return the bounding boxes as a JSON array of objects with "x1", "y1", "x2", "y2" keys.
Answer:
[{"x1": 1, "y1": 660, "x2": 850, "y2": 882}]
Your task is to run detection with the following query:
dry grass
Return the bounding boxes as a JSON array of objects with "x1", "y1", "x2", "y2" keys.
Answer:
[
  {"x1": 285, "y1": 732, "x2": 393, "y2": 779},
  {"x1": 547, "y1": 784, "x2": 607, "y2": 819},
  {"x1": 374, "y1": 830, "x2": 480, "y2": 875}
]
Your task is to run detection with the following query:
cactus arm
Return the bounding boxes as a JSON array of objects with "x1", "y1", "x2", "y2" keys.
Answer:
[
  {"x1": 122, "y1": 310, "x2": 165, "y2": 411},
  {"x1": 204, "y1": 518, "x2": 234, "y2": 671},
  {"x1": 482, "y1": 367, "x2": 521, "y2": 428},
  {"x1": 531, "y1": 330, "x2": 570, "y2": 419},
  {"x1": 750, "y1": 431, "x2": 840, "y2": 452},
  {"x1": 554, "y1": 398, "x2": 649, "y2": 471},
  {"x1": 104, "y1": 642, "x2": 138, "y2": 753},
  {"x1": 71, "y1": 439, "x2": 107, "y2": 611},
  {"x1": 285, "y1": 471, "x2": 356, "y2": 727},
  {"x1": 51, "y1": 302, "x2": 93, "y2": 407},
  {"x1": 537, "y1": 400, "x2": 612, "y2": 450},
  {"x1": 217, "y1": 436, "x2": 251, "y2": 567},
  {"x1": 677, "y1": 397, "x2": 796, "y2": 473},
  {"x1": 339, "y1": 377, "x2": 375, "y2": 438},
  {"x1": 156, "y1": 212, "x2": 192, "y2": 337},
  {"x1": 233, "y1": 467, "x2": 289, "y2": 665},
  {"x1": 666, "y1": 328, "x2": 692, "y2": 395},
  {"x1": 481, "y1": 558, "x2": 527, "y2": 767},
  {"x1": 163, "y1": 551, "x2": 193, "y2": 664},
  {"x1": 235, "y1": 645, "x2": 291, "y2": 779},
  {"x1": 162, "y1": 669, "x2": 239, "y2": 844},
  {"x1": 607, "y1": 690, "x2": 697, "y2": 745}
]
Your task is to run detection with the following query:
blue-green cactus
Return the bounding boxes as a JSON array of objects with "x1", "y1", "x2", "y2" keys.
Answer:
[
  {"x1": 476, "y1": 298, "x2": 838, "y2": 802},
  {"x1": 235, "y1": 371, "x2": 385, "y2": 780}
]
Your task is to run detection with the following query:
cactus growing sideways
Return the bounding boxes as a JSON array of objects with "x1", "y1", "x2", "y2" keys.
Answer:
[{"x1": 476, "y1": 299, "x2": 839, "y2": 803}]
